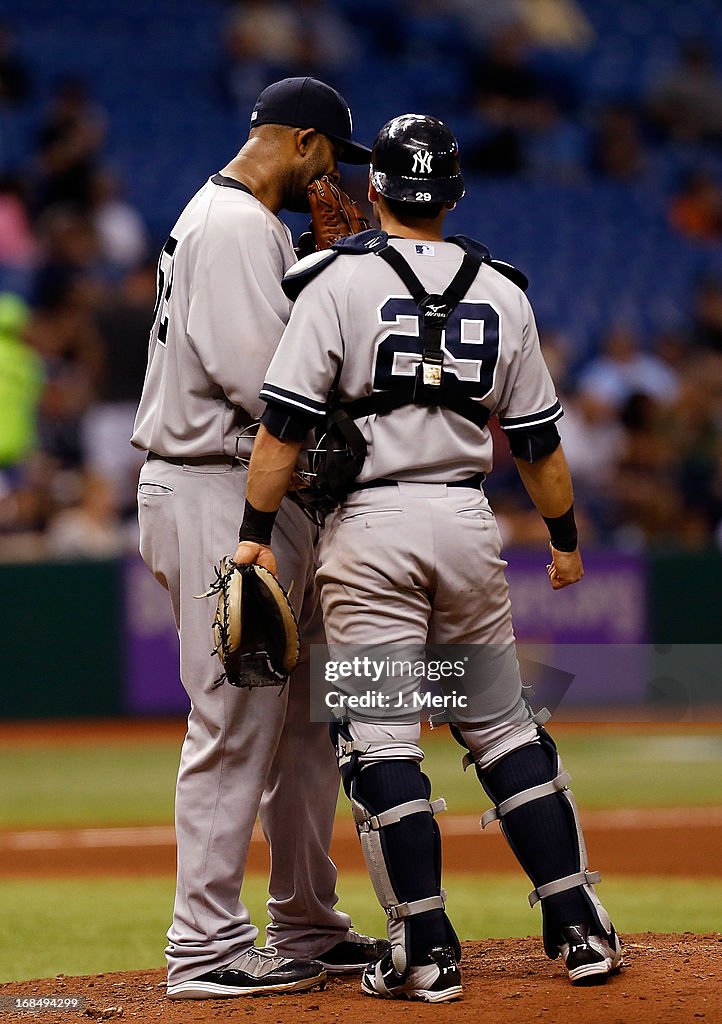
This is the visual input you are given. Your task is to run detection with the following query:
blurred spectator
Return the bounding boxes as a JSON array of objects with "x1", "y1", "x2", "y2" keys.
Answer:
[
  {"x1": 645, "y1": 38, "x2": 722, "y2": 145},
  {"x1": 0, "y1": 21, "x2": 31, "y2": 106},
  {"x1": 518, "y1": 0, "x2": 593, "y2": 50},
  {"x1": 447, "y1": 0, "x2": 522, "y2": 47},
  {"x1": 673, "y1": 356, "x2": 722, "y2": 541},
  {"x1": 0, "y1": 173, "x2": 36, "y2": 270},
  {"x1": 81, "y1": 261, "x2": 156, "y2": 515},
  {"x1": 32, "y1": 205, "x2": 105, "y2": 309},
  {"x1": 463, "y1": 15, "x2": 586, "y2": 177},
  {"x1": 227, "y1": 0, "x2": 305, "y2": 67},
  {"x1": 0, "y1": 452, "x2": 54, "y2": 553},
  {"x1": 34, "y1": 76, "x2": 107, "y2": 214},
  {"x1": 26, "y1": 266, "x2": 103, "y2": 471},
  {"x1": 1, "y1": 0, "x2": 722, "y2": 555},
  {"x1": 613, "y1": 392, "x2": 683, "y2": 544},
  {"x1": 294, "y1": 0, "x2": 357, "y2": 73},
  {"x1": 690, "y1": 277, "x2": 722, "y2": 353},
  {"x1": 450, "y1": 0, "x2": 593, "y2": 51},
  {"x1": 669, "y1": 170, "x2": 722, "y2": 243},
  {"x1": 45, "y1": 471, "x2": 125, "y2": 558},
  {"x1": 577, "y1": 326, "x2": 680, "y2": 410},
  {"x1": 653, "y1": 328, "x2": 692, "y2": 377},
  {"x1": 400, "y1": 1, "x2": 470, "y2": 106},
  {"x1": 219, "y1": 0, "x2": 300, "y2": 111},
  {"x1": 466, "y1": 21, "x2": 557, "y2": 175},
  {"x1": 557, "y1": 392, "x2": 624, "y2": 538},
  {"x1": 88, "y1": 169, "x2": 150, "y2": 274},
  {"x1": 587, "y1": 103, "x2": 646, "y2": 182},
  {"x1": 0, "y1": 292, "x2": 44, "y2": 468},
  {"x1": 523, "y1": 100, "x2": 586, "y2": 182},
  {"x1": 219, "y1": 0, "x2": 356, "y2": 112}
]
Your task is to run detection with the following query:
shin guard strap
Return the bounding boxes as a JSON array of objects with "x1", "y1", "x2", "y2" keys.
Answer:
[
  {"x1": 337, "y1": 738, "x2": 424, "y2": 769},
  {"x1": 529, "y1": 869, "x2": 602, "y2": 908},
  {"x1": 481, "y1": 771, "x2": 571, "y2": 829},
  {"x1": 461, "y1": 707, "x2": 553, "y2": 770},
  {"x1": 354, "y1": 797, "x2": 446, "y2": 833},
  {"x1": 388, "y1": 894, "x2": 446, "y2": 920}
]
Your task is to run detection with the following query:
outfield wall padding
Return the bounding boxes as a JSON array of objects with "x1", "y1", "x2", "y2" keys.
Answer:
[
  {"x1": 0, "y1": 559, "x2": 124, "y2": 718},
  {"x1": 0, "y1": 550, "x2": 720, "y2": 718}
]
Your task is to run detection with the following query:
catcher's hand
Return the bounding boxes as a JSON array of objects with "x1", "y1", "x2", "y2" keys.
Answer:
[
  {"x1": 547, "y1": 544, "x2": 584, "y2": 590},
  {"x1": 306, "y1": 176, "x2": 371, "y2": 250},
  {"x1": 198, "y1": 556, "x2": 300, "y2": 688}
]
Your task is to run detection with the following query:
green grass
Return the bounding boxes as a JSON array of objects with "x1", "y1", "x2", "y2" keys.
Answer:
[
  {"x1": 1, "y1": 730, "x2": 720, "y2": 827},
  {"x1": 422, "y1": 730, "x2": 722, "y2": 812},
  {"x1": 2, "y1": 872, "x2": 720, "y2": 983},
  {"x1": 0, "y1": 745, "x2": 178, "y2": 827},
  {"x1": 1, "y1": 726, "x2": 719, "y2": 984}
]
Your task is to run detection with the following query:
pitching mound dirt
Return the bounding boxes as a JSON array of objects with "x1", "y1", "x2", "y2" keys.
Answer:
[{"x1": 1, "y1": 934, "x2": 719, "y2": 1024}]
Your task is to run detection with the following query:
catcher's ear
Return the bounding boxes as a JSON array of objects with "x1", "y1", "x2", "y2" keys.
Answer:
[{"x1": 368, "y1": 180, "x2": 380, "y2": 203}]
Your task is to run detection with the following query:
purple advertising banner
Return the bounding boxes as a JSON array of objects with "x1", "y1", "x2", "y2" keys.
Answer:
[
  {"x1": 122, "y1": 550, "x2": 648, "y2": 714},
  {"x1": 505, "y1": 548, "x2": 649, "y2": 707},
  {"x1": 505, "y1": 548, "x2": 647, "y2": 645},
  {"x1": 124, "y1": 556, "x2": 189, "y2": 715}
]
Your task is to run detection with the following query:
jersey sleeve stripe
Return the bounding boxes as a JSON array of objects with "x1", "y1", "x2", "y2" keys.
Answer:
[
  {"x1": 259, "y1": 383, "x2": 327, "y2": 417},
  {"x1": 499, "y1": 399, "x2": 563, "y2": 431}
]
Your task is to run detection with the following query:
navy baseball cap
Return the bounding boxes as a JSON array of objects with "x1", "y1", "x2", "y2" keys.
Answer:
[{"x1": 250, "y1": 77, "x2": 371, "y2": 164}]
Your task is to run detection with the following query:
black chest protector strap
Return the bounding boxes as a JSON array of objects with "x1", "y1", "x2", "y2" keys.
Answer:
[{"x1": 341, "y1": 245, "x2": 491, "y2": 432}]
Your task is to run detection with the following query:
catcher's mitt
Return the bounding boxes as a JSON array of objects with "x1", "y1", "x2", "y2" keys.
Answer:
[
  {"x1": 306, "y1": 176, "x2": 370, "y2": 250},
  {"x1": 198, "y1": 557, "x2": 300, "y2": 689}
]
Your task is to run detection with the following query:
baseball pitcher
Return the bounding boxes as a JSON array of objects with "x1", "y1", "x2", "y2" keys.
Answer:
[{"x1": 132, "y1": 78, "x2": 387, "y2": 1000}]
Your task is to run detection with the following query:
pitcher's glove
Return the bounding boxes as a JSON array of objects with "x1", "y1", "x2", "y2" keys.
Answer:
[
  {"x1": 198, "y1": 556, "x2": 300, "y2": 689},
  {"x1": 306, "y1": 176, "x2": 371, "y2": 250}
]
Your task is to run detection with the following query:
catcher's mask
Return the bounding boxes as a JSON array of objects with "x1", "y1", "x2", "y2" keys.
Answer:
[
  {"x1": 371, "y1": 113, "x2": 465, "y2": 204},
  {"x1": 295, "y1": 405, "x2": 367, "y2": 520}
]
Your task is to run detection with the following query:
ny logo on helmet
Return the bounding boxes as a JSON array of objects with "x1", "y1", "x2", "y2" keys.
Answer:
[{"x1": 412, "y1": 151, "x2": 433, "y2": 174}]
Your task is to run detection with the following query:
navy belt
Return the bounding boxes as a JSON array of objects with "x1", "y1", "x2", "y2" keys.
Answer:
[
  {"x1": 350, "y1": 472, "x2": 485, "y2": 492},
  {"x1": 146, "y1": 452, "x2": 237, "y2": 467}
]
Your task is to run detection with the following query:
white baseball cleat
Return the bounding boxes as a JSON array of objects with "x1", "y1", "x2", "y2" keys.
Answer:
[
  {"x1": 361, "y1": 944, "x2": 463, "y2": 1003},
  {"x1": 559, "y1": 924, "x2": 623, "y2": 985}
]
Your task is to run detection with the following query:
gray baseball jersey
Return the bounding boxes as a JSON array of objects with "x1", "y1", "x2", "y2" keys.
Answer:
[
  {"x1": 133, "y1": 174, "x2": 352, "y2": 986},
  {"x1": 259, "y1": 234, "x2": 562, "y2": 754},
  {"x1": 132, "y1": 175, "x2": 296, "y2": 459},
  {"x1": 260, "y1": 237, "x2": 561, "y2": 483}
]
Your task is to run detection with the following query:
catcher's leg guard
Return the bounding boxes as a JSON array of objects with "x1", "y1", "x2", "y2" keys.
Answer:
[
  {"x1": 331, "y1": 722, "x2": 459, "y2": 986},
  {"x1": 452, "y1": 710, "x2": 619, "y2": 962}
]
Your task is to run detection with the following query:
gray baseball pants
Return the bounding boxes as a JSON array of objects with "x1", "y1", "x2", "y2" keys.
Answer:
[
  {"x1": 137, "y1": 456, "x2": 351, "y2": 987},
  {"x1": 316, "y1": 481, "x2": 528, "y2": 750}
]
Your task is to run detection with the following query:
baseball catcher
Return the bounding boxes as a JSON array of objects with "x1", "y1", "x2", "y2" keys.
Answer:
[{"x1": 232, "y1": 112, "x2": 623, "y2": 1002}]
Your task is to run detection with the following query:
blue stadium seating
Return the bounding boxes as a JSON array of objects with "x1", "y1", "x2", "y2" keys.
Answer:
[{"x1": 1, "y1": 0, "x2": 721, "y2": 364}]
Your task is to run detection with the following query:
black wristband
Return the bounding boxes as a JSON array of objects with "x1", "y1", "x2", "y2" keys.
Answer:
[
  {"x1": 543, "y1": 504, "x2": 578, "y2": 552},
  {"x1": 239, "y1": 500, "x2": 277, "y2": 546}
]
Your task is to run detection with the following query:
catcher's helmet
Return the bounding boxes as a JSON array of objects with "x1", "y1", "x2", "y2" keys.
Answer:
[{"x1": 371, "y1": 113, "x2": 464, "y2": 204}]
